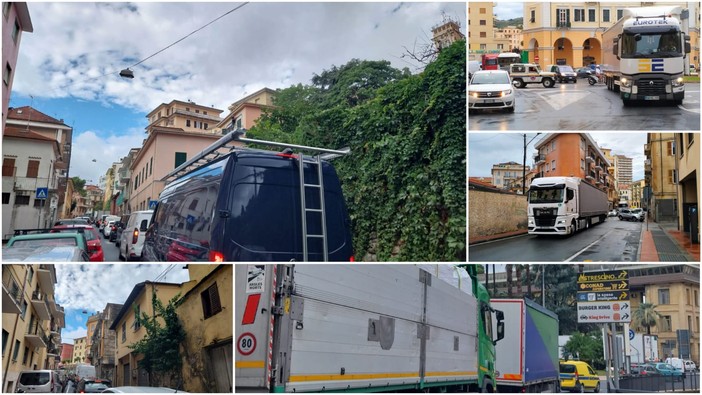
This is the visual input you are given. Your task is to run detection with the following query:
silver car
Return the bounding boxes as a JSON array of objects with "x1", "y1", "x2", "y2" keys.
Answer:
[
  {"x1": 468, "y1": 70, "x2": 515, "y2": 113},
  {"x1": 15, "y1": 370, "x2": 63, "y2": 393}
]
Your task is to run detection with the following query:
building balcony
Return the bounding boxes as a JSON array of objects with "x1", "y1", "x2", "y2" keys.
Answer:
[
  {"x1": 594, "y1": 163, "x2": 603, "y2": 171},
  {"x1": 31, "y1": 290, "x2": 52, "y2": 321},
  {"x1": 37, "y1": 265, "x2": 56, "y2": 295},
  {"x1": 25, "y1": 323, "x2": 49, "y2": 349},
  {"x1": 556, "y1": 21, "x2": 571, "y2": 29},
  {"x1": 534, "y1": 154, "x2": 545, "y2": 165},
  {"x1": 585, "y1": 172, "x2": 596, "y2": 181},
  {"x1": 2, "y1": 269, "x2": 23, "y2": 315},
  {"x1": 172, "y1": 108, "x2": 222, "y2": 123},
  {"x1": 585, "y1": 156, "x2": 595, "y2": 164}
]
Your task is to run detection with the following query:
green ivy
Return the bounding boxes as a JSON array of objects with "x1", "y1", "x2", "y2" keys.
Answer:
[{"x1": 249, "y1": 41, "x2": 466, "y2": 261}]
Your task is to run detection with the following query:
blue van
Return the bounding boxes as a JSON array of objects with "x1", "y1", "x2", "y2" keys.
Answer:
[{"x1": 143, "y1": 130, "x2": 354, "y2": 262}]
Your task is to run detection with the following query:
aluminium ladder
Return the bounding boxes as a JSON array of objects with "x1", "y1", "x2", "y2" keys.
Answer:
[{"x1": 161, "y1": 128, "x2": 350, "y2": 261}]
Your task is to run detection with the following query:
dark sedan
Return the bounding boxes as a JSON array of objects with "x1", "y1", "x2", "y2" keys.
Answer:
[{"x1": 576, "y1": 67, "x2": 593, "y2": 78}]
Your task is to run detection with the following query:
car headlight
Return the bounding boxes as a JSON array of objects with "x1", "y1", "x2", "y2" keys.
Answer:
[
  {"x1": 621, "y1": 78, "x2": 631, "y2": 87},
  {"x1": 501, "y1": 89, "x2": 512, "y2": 97},
  {"x1": 469, "y1": 91, "x2": 479, "y2": 98},
  {"x1": 672, "y1": 77, "x2": 684, "y2": 87}
]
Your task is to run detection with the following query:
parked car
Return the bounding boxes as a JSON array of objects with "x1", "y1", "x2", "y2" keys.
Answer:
[
  {"x1": 509, "y1": 63, "x2": 557, "y2": 88},
  {"x1": 119, "y1": 210, "x2": 154, "y2": 261},
  {"x1": 143, "y1": 142, "x2": 354, "y2": 262},
  {"x1": 114, "y1": 215, "x2": 131, "y2": 247},
  {"x1": 2, "y1": 245, "x2": 90, "y2": 262},
  {"x1": 468, "y1": 69, "x2": 515, "y2": 113},
  {"x1": 54, "y1": 218, "x2": 89, "y2": 226},
  {"x1": 6, "y1": 231, "x2": 88, "y2": 251},
  {"x1": 608, "y1": 209, "x2": 618, "y2": 217},
  {"x1": 548, "y1": 64, "x2": 578, "y2": 83},
  {"x1": 100, "y1": 215, "x2": 120, "y2": 235},
  {"x1": 15, "y1": 370, "x2": 63, "y2": 393},
  {"x1": 651, "y1": 362, "x2": 684, "y2": 379},
  {"x1": 560, "y1": 360, "x2": 600, "y2": 393},
  {"x1": 52, "y1": 225, "x2": 104, "y2": 261},
  {"x1": 468, "y1": 60, "x2": 482, "y2": 81},
  {"x1": 78, "y1": 378, "x2": 111, "y2": 393},
  {"x1": 102, "y1": 220, "x2": 117, "y2": 239},
  {"x1": 639, "y1": 364, "x2": 659, "y2": 375},
  {"x1": 576, "y1": 67, "x2": 594, "y2": 78},
  {"x1": 684, "y1": 360, "x2": 698, "y2": 372},
  {"x1": 618, "y1": 208, "x2": 644, "y2": 222}
]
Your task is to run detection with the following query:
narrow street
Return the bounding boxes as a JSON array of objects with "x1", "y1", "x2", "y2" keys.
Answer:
[{"x1": 469, "y1": 218, "x2": 643, "y2": 262}]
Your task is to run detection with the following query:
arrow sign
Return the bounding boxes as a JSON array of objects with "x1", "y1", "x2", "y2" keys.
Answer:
[
  {"x1": 619, "y1": 292, "x2": 628, "y2": 300},
  {"x1": 623, "y1": 303, "x2": 629, "y2": 309},
  {"x1": 36, "y1": 187, "x2": 48, "y2": 200}
]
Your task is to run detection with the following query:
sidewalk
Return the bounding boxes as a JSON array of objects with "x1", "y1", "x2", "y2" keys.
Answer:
[{"x1": 638, "y1": 220, "x2": 699, "y2": 262}]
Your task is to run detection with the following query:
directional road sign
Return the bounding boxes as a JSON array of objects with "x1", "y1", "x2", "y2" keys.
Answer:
[
  {"x1": 577, "y1": 270, "x2": 631, "y2": 323},
  {"x1": 577, "y1": 301, "x2": 631, "y2": 323}
]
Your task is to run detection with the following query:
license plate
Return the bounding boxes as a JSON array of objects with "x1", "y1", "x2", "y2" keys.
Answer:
[
  {"x1": 644, "y1": 96, "x2": 660, "y2": 100},
  {"x1": 484, "y1": 99, "x2": 496, "y2": 103}
]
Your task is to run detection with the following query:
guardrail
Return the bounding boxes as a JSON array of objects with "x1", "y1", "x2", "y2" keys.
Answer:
[{"x1": 618, "y1": 372, "x2": 699, "y2": 392}]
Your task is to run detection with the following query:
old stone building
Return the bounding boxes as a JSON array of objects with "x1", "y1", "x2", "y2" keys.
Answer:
[{"x1": 87, "y1": 303, "x2": 123, "y2": 383}]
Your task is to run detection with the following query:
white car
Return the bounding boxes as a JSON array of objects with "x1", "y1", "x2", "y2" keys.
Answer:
[
  {"x1": 119, "y1": 210, "x2": 154, "y2": 261},
  {"x1": 468, "y1": 70, "x2": 515, "y2": 113}
]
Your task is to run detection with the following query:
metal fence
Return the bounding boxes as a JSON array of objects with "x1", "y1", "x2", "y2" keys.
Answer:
[{"x1": 619, "y1": 372, "x2": 699, "y2": 392}]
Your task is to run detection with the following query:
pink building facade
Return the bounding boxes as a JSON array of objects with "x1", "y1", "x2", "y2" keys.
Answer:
[
  {"x1": 2, "y1": 2, "x2": 33, "y2": 128},
  {"x1": 60, "y1": 343, "x2": 74, "y2": 363}
]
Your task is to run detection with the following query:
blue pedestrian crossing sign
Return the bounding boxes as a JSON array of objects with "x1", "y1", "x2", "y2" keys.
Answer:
[
  {"x1": 36, "y1": 187, "x2": 48, "y2": 200},
  {"x1": 148, "y1": 200, "x2": 158, "y2": 210}
]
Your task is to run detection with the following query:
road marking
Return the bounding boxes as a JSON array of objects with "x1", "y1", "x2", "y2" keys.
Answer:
[
  {"x1": 678, "y1": 104, "x2": 700, "y2": 114},
  {"x1": 565, "y1": 229, "x2": 615, "y2": 262},
  {"x1": 537, "y1": 91, "x2": 592, "y2": 111}
]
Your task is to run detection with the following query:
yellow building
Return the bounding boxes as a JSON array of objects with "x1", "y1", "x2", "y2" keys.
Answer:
[
  {"x1": 178, "y1": 265, "x2": 232, "y2": 393},
  {"x1": 73, "y1": 336, "x2": 87, "y2": 363},
  {"x1": 496, "y1": 25, "x2": 523, "y2": 51},
  {"x1": 468, "y1": 2, "x2": 511, "y2": 60},
  {"x1": 110, "y1": 281, "x2": 182, "y2": 387},
  {"x1": 521, "y1": 2, "x2": 700, "y2": 68},
  {"x1": 2, "y1": 264, "x2": 65, "y2": 392},
  {"x1": 631, "y1": 179, "x2": 645, "y2": 208},
  {"x1": 645, "y1": 133, "x2": 678, "y2": 222},
  {"x1": 431, "y1": 18, "x2": 465, "y2": 51},
  {"x1": 600, "y1": 147, "x2": 619, "y2": 208},
  {"x1": 627, "y1": 264, "x2": 699, "y2": 364},
  {"x1": 675, "y1": 133, "x2": 699, "y2": 243}
]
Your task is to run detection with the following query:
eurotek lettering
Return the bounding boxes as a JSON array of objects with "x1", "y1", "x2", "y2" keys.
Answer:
[{"x1": 632, "y1": 19, "x2": 667, "y2": 26}]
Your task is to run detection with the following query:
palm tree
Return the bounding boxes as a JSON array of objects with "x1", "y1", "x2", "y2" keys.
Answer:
[
  {"x1": 515, "y1": 265, "x2": 523, "y2": 297},
  {"x1": 632, "y1": 302, "x2": 662, "y2": 335},
  {"x1": 506, "y1": 265, "x2": 514, "y2": 297}
]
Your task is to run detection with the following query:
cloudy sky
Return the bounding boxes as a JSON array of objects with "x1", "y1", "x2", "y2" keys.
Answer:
[
  {"x1": 10, "y1": 2, "x2": 465, "y2": 184},
  {"x1": 55, "y1": 263, "x2": 190, "y2": 344},
  {"x1": 493, "y1": 1, "x2": 524, "y2": 20},
  {"x1": 469, "y1": 132, "x2": 649, "y2": 181}
]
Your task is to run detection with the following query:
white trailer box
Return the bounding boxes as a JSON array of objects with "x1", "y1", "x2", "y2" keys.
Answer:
[{"x1": 236, "y1": 264, "x2": 481, "y2": 393}]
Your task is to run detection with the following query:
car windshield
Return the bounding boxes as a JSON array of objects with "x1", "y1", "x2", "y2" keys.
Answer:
[
  {"x1": 19, "y1": 372, "x2": 50, "y2": 385},
  {"x1": 632, "y1": 209, "x2": 642, "y2": 214},
  {"x1": 621, "y1": 30, "x2": 683, "y2": 58},
  {"x1": 528, "y1": 187, "x2": 564, "y2": 204},
  {"x1": 558, "y1": 66, "x2": 574, "y2": 72},
  {"x1": 12, "y1": 238, "x2": 78, "y2": 248},
  {"x1": 560, "y1": 364, "x2": 576, "y2": 373},
  {"x1": 471, "y1": 72, "x2": 510, "y2": 85}
]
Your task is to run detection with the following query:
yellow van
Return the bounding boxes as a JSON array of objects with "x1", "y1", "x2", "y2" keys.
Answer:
[{"x1": 559, "y1": 360, "x2": 600, "y2": 392}]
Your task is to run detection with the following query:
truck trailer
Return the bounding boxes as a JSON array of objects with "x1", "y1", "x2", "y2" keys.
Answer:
[
  {"x1": 491, "y1": 298, "x2": 560, "y2": 393},
  {"x1": 528, "y1": 177, "x2": 609, "y2": 235},
  {"x1": 235, "y1": 264, "x2": 504, "y2": 393},
  {"x1": 601, "y1": 6, "x2": 691, "y2": 105}
]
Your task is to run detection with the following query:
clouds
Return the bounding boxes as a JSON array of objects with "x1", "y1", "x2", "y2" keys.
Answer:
[
  {"x1": 14, "y1": 2, "x2": 466, "y2": 114},
  {"x1": 54, "y1": 264, "x2": 190, "y2": 313},
  {"x1": 494, "y1": 2, "x2": 524, "y2": 20},
  {"x1": 70, "y1": 128, "x2": 145, "y2": 185}
]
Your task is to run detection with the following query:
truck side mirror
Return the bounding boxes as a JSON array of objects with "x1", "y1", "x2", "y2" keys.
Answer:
[
  {"x1": 494, "y1": 309, "x2": 505, "y2": 344},
  {"x1": 685, "y1": 35, "x2": 691, "y2": 54},
  {"x1": 613, "y1": 37, "x2": 619, "y2": 58}
]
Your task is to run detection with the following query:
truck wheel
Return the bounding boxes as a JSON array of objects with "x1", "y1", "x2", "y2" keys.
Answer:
[
  {"x1": 570, "y1": 221, "x2": 576, "y2": 235},
  {"x1": 513, "y1": 79, "x2": 525, "y2": 89},
  {"x1": 543, "y1": 78, "x2": 555, "y2": 88}
]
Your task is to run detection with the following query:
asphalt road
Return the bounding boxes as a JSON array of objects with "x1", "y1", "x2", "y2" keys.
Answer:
[
  {"x1": 100, "y1": 231, "x2": 121, "y2": 261},
  {"x1": 469, "y1": 80, "x2": 700, "y2": 131},
  {"x1": 469, "y1": 217, "x2": 643, "y2": 262}
]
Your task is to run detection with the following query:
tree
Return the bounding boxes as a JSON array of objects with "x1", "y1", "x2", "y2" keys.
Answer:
[
  {"x1": 563, "y1": 331, "x2": 605, "y2": 369},
  {"x1": 506, "y1": 265, "x2": 514, "y2": 297},
  {"x1": 632, "y1": 302, "x2": 662, "y2": 335},
  {"x1": 129, "y1": 293, "x2": 185, "y2": 388}
]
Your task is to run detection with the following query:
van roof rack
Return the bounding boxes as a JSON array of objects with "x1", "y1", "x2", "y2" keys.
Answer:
[{"x1": 162, "y1": 128, "x2": 350, "y2": 182}]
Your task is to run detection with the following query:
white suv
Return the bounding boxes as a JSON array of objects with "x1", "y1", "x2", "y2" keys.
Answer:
[
  {"x1": 119, "y1": 210, "x2": 154, "y2": 261},
  {"x1": 469, "y1": 70, "x2": 515, "y2": 113}
]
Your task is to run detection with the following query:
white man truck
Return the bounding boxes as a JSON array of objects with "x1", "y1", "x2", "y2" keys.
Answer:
[
  {"x1": 527, "y1": 177, "x2": 608, "y2": 235},
  {"x1": 235, "y1": 264, "x2": 505, "y2": 393},
  {"x1": 602, "y1": 6, "x2": 691, "y2": 105}
]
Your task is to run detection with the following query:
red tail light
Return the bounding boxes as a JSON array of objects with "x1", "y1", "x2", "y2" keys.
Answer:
[
  {"x1": 209, "y1": 251, "x2": 224, "y2": 262},
  {"x1": 276, "y1": 152, "x2": 298, "y2": 159},
  {"x1": 349, "y1": 255, "x2": 355, "y2": 262},
  {"x1": 132, "y1": 229, "x2": 139, "y2": 244}
]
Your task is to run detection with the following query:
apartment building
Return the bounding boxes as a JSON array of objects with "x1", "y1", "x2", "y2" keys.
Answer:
[
  {"x1": 675, "y1": 133, "x2": 699, "y2": 243},
  {"x1": 600, "y1": 147, "x2": 620, "y2": 208},
  {"x1": 129, "y1": 100, "x2": 223, "y2": 212},
  {"x1": 491, "y1": 161, "x2": 530, "y2": 191},
  {"x1": 496, "y1": 25, "x2": 523, "y2": 51},
  {"x1": 532, "y1": 133, "x2": 611, "y2": 194},
  {"x1": 468, "y1": 2, "x2": 511, "y2": 59},
  {"x1": 2, "y1": 127, "x2": 61, "y2": 240},
  {"x1": 73, "y1": 336, "x2": 87, "y2": 363},
  {"x1": 645, "y1": 133, "x2": 678, "y2": 222},
  {"x1": 60, "y1": 343, "x2": 73, "y2": 363},
  {"x1": 616, "y1": 154, "x2": 633, "y2": 186},
  {"x1": 87, "y1": 303, "x2": 123, "y2": 383},
  {"x1": 115, "y1": 148, "x2": 139, "y2": 215},
  {"x1": 631, "y1": 179, "x2": 645, "y2": 209},
  {"x1": 2, "y1": 264, "x2": 65, "y2": 393},
  {"x1": 178, "y1": 265, "x2": 232, "y2": 393},
  {"x1": 431, "y1": 18, "x2": 464, "y2": 51},
  {"x1": 2, "y1": 2, "x2": 33, "y2": 128},
  {"x1": 110, "y1": 281, "x2": 182, "y2": 387},
  {"x1": 216, "y1": 88, "x2": 274, "y2": 133},
  {"x1": 521, "y1": 2, "x2": 700, "y2": 69}
]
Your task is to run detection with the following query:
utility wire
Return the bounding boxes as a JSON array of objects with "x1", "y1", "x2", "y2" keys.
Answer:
[{"x1": 47, "y1": 2, "x2": 249, "y2": 93}]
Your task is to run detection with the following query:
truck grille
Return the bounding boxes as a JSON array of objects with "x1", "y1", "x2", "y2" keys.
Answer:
[
  {"x1": 534, "y1": 208, "x2": 557, "y2": 227},
  {"x1": 636, "y1": 79, "x2": 666, "y2": 95},
  {"x1": 476, "y1": 91, "x2": 502, "y2": 98}
]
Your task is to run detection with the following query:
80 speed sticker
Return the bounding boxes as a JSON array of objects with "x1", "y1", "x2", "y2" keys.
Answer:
[{"x1": 237, "y1": 332, "x2": 257, "y2": 355}]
